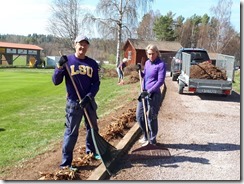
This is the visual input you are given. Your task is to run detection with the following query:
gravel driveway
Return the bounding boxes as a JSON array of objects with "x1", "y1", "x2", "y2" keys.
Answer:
[{"x1": 110, "y1": 72, "x2": 240, "y2": 181}]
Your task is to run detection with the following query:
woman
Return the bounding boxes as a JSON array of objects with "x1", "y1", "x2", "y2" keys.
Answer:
[{"x1": 136, "y1": 44, "x2": 166, "y2": 145}]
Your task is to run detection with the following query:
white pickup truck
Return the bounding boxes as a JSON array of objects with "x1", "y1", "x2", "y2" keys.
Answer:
[{"x1": 177, "y1": 53, "x2": 235, "y2": 96}]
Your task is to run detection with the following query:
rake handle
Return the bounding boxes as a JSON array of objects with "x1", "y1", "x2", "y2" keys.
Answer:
[{"x1": 138, "y1": 69, "x2": 150, "y2": 142}]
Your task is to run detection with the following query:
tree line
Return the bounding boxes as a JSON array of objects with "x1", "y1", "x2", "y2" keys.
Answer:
[
  {"x1": 0, "y1": 34, "x2": 118, "y2": 64},
  {"x1": 138, "y1": 5, "x2": 240, "y2": 64}
]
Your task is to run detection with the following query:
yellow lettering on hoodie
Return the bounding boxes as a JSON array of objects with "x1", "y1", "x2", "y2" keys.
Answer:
[{"x1": 70, "y1": 65, "x2": 93, "y2": 78}]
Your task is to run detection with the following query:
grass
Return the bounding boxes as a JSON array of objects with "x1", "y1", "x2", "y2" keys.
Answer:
[
  {"x1": 13, "y1": 56, "x2": 26, "y2": 66},
  {"x1": 0, "y1": 68, "x2": 132, "y2": 172},
  {"x1": 0, "y1": 69, "x2": 65, "y2": 169},
  {"x1": 233, "y1": 70, "x2": 240, "y2": 94}
]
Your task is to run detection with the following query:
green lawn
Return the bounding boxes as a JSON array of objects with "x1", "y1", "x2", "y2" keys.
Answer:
[
  {"x1": 0, "y1": 68, "x2": 132, "y2": 172},
  {"x1": 233, "y1": 70, "x2": 240, "y2": 94},
  {"x1": 0, "y1": 69, "x2": 65, "y2": 169},
  {"x1": 12, "y1": 55, "x2": 26, "y2": 66}
]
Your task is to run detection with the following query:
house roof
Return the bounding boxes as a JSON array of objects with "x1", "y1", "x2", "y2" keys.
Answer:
[
  {"x1": 124, "y1": 39, "x2": 182, "y2": 52},
  {"x1": 0, "y1": 41, "x2": 43, "y2": 50}
]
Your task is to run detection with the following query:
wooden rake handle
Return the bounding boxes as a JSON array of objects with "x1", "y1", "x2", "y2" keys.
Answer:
[{"x1": 138, "y1": 69, "x2": 150, "y2": 140}]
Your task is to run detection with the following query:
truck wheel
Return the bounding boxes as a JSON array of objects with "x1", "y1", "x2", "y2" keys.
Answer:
[
  {"x1": 178, "y1": 81, "x2": 184, "y2": 94},
  {"x1": 178, "y1": 85, "x2": 184, "y2": 94},
  {"x1": 172, "y1": 75, "x2": 177, "y2": 81}
]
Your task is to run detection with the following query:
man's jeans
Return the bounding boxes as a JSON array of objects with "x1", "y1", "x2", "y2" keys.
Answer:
[{"x1": 60, "y1": 99, "x2": 98, "y2": 167}]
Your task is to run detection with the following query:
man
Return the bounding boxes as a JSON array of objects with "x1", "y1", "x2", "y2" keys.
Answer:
[
  {"x1": 136, "y1": 44, "x2": 166, "y2": 146},
  {"x1": 52, "y1": 35, "x2": 101, "y2": 169}
]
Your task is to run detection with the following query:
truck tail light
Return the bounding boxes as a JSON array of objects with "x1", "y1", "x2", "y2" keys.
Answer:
[
  {"x1": 223, "y1": 90, "x2": 231, "y2": 95},
  {"x1": 189, "y1": 87, "x2": 196, "y2": 92}
]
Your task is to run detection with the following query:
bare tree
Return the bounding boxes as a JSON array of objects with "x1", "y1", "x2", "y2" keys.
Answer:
[
  {"x1": 179, "y1": 19, "x2": 192, "y2": 47},
  {"x1": 137, "y1": 10, "x2": 159, "y2": 40},
  {"x1": 84, "y1": 0, "x2": 154, "y2": 66},
  {"x1": 189, "y1": 14, "x2": 202, "y2": 47},
  {"x1": 174, "y1": 15, "x2": 185, "y2": 43},
  {"x1": 197, "y1": 14, "x2": 210, "y2": 49},
  {"x1": 47, "y1": 0, "x2": 82, "y2": 51},
  {"x1": 210, "y1": 0, "x2": 234, "y2": 53}
]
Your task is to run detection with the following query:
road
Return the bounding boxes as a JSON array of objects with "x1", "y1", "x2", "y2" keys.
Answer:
[{"x1": 109, "y1": 72, "x2": 241, "y2": 181}]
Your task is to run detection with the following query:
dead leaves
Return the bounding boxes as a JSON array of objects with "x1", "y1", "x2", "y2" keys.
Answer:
[
  {"x1": 39, "y1": 167, "x2": 78, "y2": 180},
  {"x1": 102, "y1": 108, "x2": 136, "y2": 141}
]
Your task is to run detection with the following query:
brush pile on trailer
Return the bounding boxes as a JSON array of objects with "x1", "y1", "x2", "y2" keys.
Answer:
[
  {"x1": 178, "y1": 53, "x2": 235, "y2": 95},
  {"x1": 190, "y1": 61, "x2": 227, "y2": 80}
]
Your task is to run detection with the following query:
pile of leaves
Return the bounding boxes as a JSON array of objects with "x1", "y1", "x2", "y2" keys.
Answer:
[
  {"x1": 39, "y1": 151, "x2": 97, "y2": 180},
  {"x1": 125, "y1": 71, "x2": 140, "y2": 84},
  {"x1": 39, "y1": 167, "x2": 79, "y2": 180},
  {"x1": 102, "y1": 68, "x2": 118, "y2": 78},
  {"x1": 190, "y1": 61, "x2": 227, "y2": 80},
  {"x1": 102, "y1": 108, "x2": 136, "y2": 141}
]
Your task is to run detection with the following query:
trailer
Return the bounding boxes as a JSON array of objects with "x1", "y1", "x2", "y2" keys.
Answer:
[{"x1": 177, "y1": 53, "x2": 235, "y2": 96}]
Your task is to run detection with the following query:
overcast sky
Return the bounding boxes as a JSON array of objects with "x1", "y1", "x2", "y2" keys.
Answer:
[{"x1": 0, "y1": 0, "x2": 240, "y2": 36}]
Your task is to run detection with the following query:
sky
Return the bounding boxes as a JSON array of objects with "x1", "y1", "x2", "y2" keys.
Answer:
[{"x1": 0, "y1": 0, "x2": 241, "y2": 37}]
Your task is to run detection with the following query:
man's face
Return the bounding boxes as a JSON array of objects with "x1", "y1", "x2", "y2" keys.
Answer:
[
  {"x1": 147, "y1": 49, "x2": 158, "y2": 62},
  {"x1": 75, "y1": 40, "x2": 89, "y2": 57}
]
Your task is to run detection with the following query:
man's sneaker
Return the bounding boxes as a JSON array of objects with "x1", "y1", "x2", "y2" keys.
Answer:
[
  {"x1": 94, "y1": 153, "x2": 101, "y2": 160},
  {"x1": 60, "y1": 166, "x2": 68, "y2": 170},
  {"x1": 60, "y1": 166, "x2": 78, "y2": 172},
  {"x1": 138, "y1": 137, "x2": 147, "y2": 144},
  {"x1": 69, "y1": 166, "x2": 78, "y2": 171}
]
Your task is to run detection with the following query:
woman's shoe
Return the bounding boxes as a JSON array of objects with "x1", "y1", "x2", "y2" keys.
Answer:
[{"x1": 138, "y1": 137, "x2": 147, "y2": 144}]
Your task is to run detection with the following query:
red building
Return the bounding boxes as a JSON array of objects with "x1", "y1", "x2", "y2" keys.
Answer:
[{"x1": 123, "y1": 39, "x2": 182, "y2": 70}]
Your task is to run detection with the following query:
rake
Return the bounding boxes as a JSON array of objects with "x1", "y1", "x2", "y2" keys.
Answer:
[
  {"x1": 59, "y1": 51, "x2": 118, "y2": 175},
  {"x1": 131, "y1": 69, "x2": 171, "y2": 158}
]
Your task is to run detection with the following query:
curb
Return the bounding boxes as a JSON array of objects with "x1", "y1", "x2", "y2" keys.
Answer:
[{"x1": 87, "y1": 123, "x2": 141, "y2": 180}]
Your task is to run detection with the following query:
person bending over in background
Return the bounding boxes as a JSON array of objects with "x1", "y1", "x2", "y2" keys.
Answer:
[
  {"x1": 52, "y1": 35, "x2": 101, "y2": 170},
  {"x1": 116, "y1": 57, "x2": 127, "y2": 85},
  {"x1": 136, "y1": 44, "x2": 166, "y2": 146}
]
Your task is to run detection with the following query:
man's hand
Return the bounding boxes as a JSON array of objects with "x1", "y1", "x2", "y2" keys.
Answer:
[
  {"x1": 58, "y1": 55, "x2": 68, "y2": 67},
  {"x1": 135, "y1": 63, "x2": 141, "y2": 72},
  {"x1": 79, "y1": 95, "x2": 92, "y2": 108}
]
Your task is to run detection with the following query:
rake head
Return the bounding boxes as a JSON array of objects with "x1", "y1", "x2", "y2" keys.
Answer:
[
  {"x1": 130, "y1": 143, "x2": 171, "y2": 160},
  {"x1": 91, "y1": 129, "x2": 119, "y2": 175}
]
